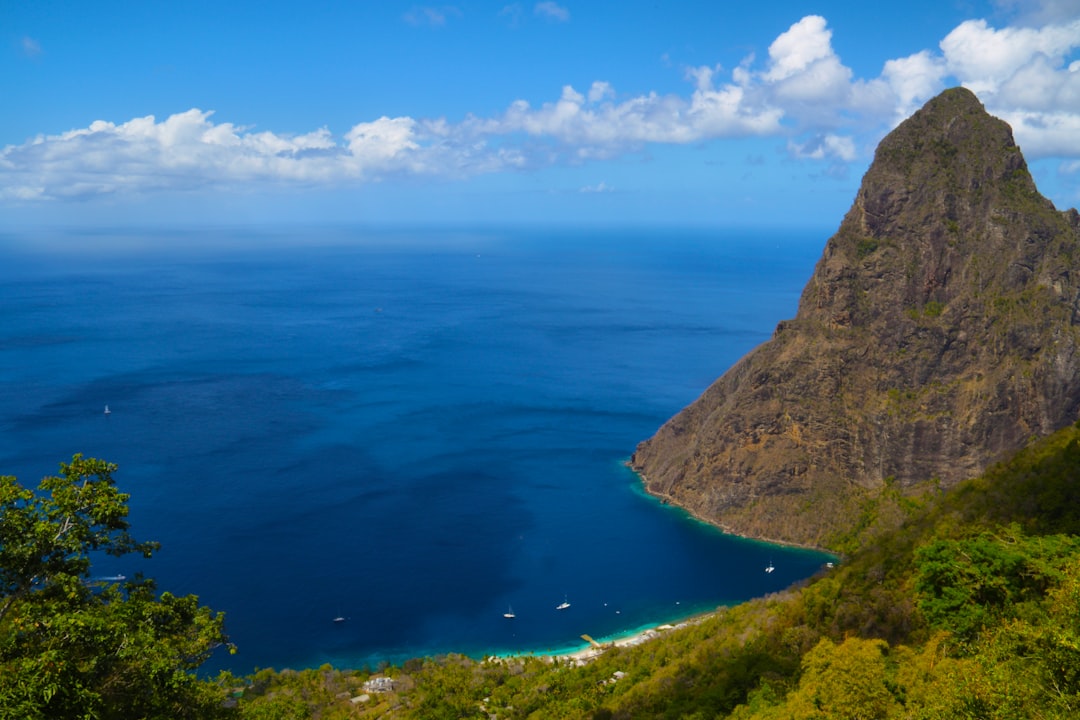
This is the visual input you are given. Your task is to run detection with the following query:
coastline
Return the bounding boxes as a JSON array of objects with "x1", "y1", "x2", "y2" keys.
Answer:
[
  {"x1": 475, "y1": 464, "x2": 839, "y2": 667},
  {"x1": 284, "y1": 474, "x2": 837, "y2": 677},
  {"x1": 492, "y1": 611, "x2": 714, "y2": 668},
  {"x1": 549, "y1": 615, "x2": 708, "y2": 666},
  {"x1": 627, "y1": 462, "x2": 836, "y2": 554},
  {"x1": 295, "y1": 465, "x2": 839, "y2": 676}
]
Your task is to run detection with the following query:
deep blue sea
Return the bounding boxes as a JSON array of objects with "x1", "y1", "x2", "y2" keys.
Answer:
[{"x1": 0, "y1": 226, "x2": 830, "y2": 673}]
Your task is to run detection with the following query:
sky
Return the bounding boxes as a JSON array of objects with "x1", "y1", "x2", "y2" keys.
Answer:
[{"x1": 2, "y1": 0, "x2": 1079, "y2": 231}]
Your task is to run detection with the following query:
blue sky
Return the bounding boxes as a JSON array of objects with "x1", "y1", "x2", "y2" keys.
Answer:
[{"x1": 2, "y1": 0, "x2": 1079, "y2": 230}]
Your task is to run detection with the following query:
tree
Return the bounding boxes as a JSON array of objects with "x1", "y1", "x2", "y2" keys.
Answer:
[
  {"x1": 782, "y1": 637, "x2": 901, "y2": 720},
  {"x1": 0, "y1": 455, "x2": 232, "y2": 719}
]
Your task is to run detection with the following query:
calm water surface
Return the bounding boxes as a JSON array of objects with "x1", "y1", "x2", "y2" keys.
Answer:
[{"x1": 0, "y1": 226, "x2": 830, "y2": 672}]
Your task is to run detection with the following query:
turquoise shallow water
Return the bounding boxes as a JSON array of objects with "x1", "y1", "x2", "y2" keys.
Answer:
[{"x1": 0, "y1": 226, "x2": 831, "y2": 672}]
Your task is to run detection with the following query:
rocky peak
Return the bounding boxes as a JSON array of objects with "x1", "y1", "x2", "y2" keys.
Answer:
[
  {"x1": 804, "y1": 88, "x2": 1056, "y2": 328},
  {"x1": 631, "y1": 88, "x2": 1080, "y2": 547}
]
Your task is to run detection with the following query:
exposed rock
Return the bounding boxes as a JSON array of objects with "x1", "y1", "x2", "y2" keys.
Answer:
[{"x1": 630, "y1": 88, "x2": 1080, "y2": 547}]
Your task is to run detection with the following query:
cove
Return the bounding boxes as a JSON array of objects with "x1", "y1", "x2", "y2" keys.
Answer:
[{"x1": 0, "y1": 226, "x2": 833, "y2": 671}]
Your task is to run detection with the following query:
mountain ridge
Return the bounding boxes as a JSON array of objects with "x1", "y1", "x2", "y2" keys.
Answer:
[{"x1": 630, "y1": 87, "x2": 1080, "y2": 547}]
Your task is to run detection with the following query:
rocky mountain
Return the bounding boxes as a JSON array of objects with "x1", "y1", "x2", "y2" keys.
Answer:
[{"x1": 630, "y1": 87, "x2": 1080, "y2": 547}]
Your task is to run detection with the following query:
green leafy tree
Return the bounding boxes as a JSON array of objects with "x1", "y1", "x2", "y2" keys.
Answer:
[
  {"x1": 782, "y1": 637, "x2": 901, "y2": 719},
  {"x1": 914, "y1": 527, "x2": 1076, "y2": 644},
  {"x1": 0, "y1": 455, "x2": 232, "y2": 719}
]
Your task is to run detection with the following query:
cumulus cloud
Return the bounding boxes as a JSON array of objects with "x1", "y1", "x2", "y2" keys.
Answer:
[
  {"x1": 3, "y1": 12, "x2": 1079, "y2": 203},
  {"x1": 0, "y1": 110, "x2": 483, "y2": 201},
  {"x1": 936, "y1": 16, "x2": 1080, "y2": 158},
  {"x1": 764, "y1": 16, "x2": 837, "y2": 84},
  {"x1": 941, "y1": 18, "x2": 1080, "y2": 96},
  {"x1": 994, "y1": 109, "x2": 1080, "y2": 157},
  {"x1": 587, "y1": 81, "x2": 614, "y2": 103},
  {"x1": 473, "y1": 76, "x2": 783, "y2": 152},
  {"x1": 882, "y1": 51, "x2": 949, "y2": 119},
  {"x1": 788, "y1": 134, "x2": 857, "y2": 162}
]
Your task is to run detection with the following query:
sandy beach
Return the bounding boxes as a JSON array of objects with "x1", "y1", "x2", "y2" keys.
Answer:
[{"x1": 539, "y1": 617, "x2": 704, "y2": 667}]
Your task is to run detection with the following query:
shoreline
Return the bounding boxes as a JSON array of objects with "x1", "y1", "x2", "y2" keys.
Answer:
[
  {"x1": 626, "y1": 461, "x2": 836, "y2": 554},
  {"x1": 244, "y1": 465, "x2": 835, "y2": 676},
  {"x1": 548, "y1": 614, "x2": 710, "y2": 666},
  {"x1": 490, "y1": 610, "x2": 715, "y2": 667},
  {"x1": 477, "y1": 467, "x2": 840, "y2": 668},
  {"x1": 252, "y1": 468, "x2": 837, "y2": 677}
]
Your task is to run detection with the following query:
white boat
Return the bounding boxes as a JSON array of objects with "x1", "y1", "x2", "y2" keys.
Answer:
[
  {"x1": 104, "y1": 405, "x2": 111, "y2": 415},
  {"x1": 503, "y1": 606, "x2": 515, "y2": 619},
  {"x1": 556, "y1": 596, "x2": 570, "y2": 610},
  {"x1": 332, "y1": 616, "x2": 346, "y2": 623},
  {"x1": 765, "y1": 562, "x2": 775, "y2": 574}
]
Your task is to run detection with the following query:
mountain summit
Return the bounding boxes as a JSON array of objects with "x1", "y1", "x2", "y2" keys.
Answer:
[{"x1": 631, "y1": 87, "x2": 1080, "y2": 546}]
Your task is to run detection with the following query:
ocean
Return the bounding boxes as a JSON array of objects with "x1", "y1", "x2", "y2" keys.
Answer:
[{"x1": 0, "y1": 225, "x2": 830, "y2": 672}]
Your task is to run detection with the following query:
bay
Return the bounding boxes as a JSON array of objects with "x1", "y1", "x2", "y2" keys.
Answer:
[{"x1": 0, "y1": 226, "x2": 830, "y2": 672}]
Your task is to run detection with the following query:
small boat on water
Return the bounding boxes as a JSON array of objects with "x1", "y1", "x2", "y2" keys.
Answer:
[
  {"x1": 332, "y1": 616, "x2": 346, "y2": 623},
  {"x1": 556, "y1": 596, "x2": 570, "y2": 610},
  {"x1": 104, "y1": 405, "x2": 111, "y2": 415},
  {"x1": 503, "y1": 606, "x2": 515, "y2": 619},
  {"x1": 765, "y1": 561, "x2": 775, "y2": 574}
]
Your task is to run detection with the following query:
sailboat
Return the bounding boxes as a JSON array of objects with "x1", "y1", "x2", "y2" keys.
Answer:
[
  {"x1": 765, "y1": 560, "x2": 775, "y2": 574},
  {"x1": 556, "y1": 595, "x2": 570, "y2": 610},
  {"x1": 103, "y1": 405, "x2": 111, "y2": 415},
  {"x1": 503, "y1": 605, "x2": 515, "y2": 619}
]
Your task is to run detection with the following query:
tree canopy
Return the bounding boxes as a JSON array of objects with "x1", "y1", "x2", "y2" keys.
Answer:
[{"x1": 0, "y1": 455, "x2": 232, "y2": 720}]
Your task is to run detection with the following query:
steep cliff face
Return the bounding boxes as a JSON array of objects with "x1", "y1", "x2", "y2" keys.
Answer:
[{"x1": 631, "y1": 88, "x2": 1080, "y2": 546}]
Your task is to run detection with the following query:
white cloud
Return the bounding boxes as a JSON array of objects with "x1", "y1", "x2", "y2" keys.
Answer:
[
  {"x1": 580, "y1": 181, "x2": 613, "y2": 193},
  {"x1": 995, "y1": 109, "x2": 1080, "y2": 157},
  {"x1": 764, "y1": 16, "x2": 835, "y2": 84},
  {"x1": 788, "y1": 134, "x2": 857, "y2": 161},
  {"x1": 4, "y1": 12, "x2": 1080, "y2": 204},
  {"x1": 534, "y1": 2, "x2": 569, "y2": 22},
  {"x1": 482, "y1": 77, "x2": 782, "y2": 148},
  {"x1": 1, "y1": 111, "x2": 455, "y2": 200},
  {"x1": 882, "y1": 50, "x2": 949, "y2": 118},
  {"x1": 936, "y1": 16, "x2": 1080, "y2": 159},
  {"x1": 345, "y1": 117, "x2": 420, "y2": 169},
  {"x1": 588, "y1": 81, "x2": 614, "y2": 103},
  {"x1": 940, "y1": 18, "x2": 1080, "y2": 96}
]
